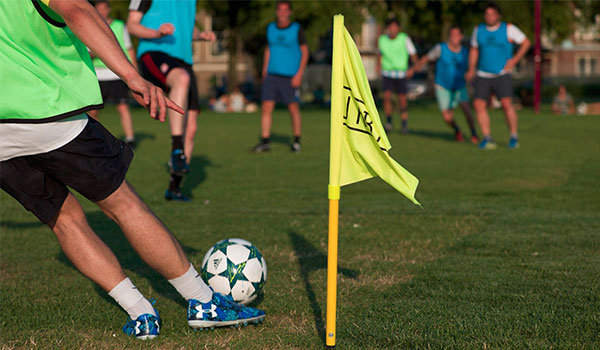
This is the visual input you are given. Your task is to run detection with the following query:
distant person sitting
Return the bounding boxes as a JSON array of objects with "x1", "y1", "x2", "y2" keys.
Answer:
[{"x1": 552, "y1": 85, "x2": 575, "y2": 115}]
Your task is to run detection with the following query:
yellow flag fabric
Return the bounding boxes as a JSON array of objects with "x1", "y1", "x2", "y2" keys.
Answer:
[{"x1": 329, "y1": 19, "x2": 420, "y2": 206}]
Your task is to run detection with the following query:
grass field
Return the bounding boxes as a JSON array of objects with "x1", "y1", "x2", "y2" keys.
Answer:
[{"x1": 1, "y1": 103, "x2": 599, "y2": 349}]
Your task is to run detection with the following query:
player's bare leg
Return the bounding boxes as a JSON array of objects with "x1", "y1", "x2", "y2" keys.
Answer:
[
  {"x1": 500, "y1": 97, "x2": 518, "y2": 136},
  {"x1": 49, "y1": 193, "x2": 126, "y2": 292},
  {"x1": 398, "y1": 93, "x2": 409, "y2": 134},
  {"x1": 87, "y1": 109, "x2": 100, "y2": 121},
  {"x1": 459, "y1": 101, "x2": 479, "y2": 143},
  {"x1": 184, "y1": 109, "x2": 198, "y2": 163},
  {"x1": 252, "y1": 101, "x2": 275, "y2": 153},
  {"x1": 165, "y1": 68, "x2": 191, "y2": 200},
  {"x1": 442, "y1": 109, "x2": 464, "y2": 142},
  {"x1": 165, "y1": 68, "x2": 190, "y2": 136},
  {"x1": 96, "y1": 180, "x2": 189, "y2": 279},
  {"x1": 116, "y1": 103, "x2": 135, "y2": 143},
  {"x1": 383, "y1": 90, "x2": 394, "y2": 131},
  {"x1": 474, "y1": 98, "x2": 496, "y2": 149},
  {"x1": 288, "y1": 102, "x2": 302, "y2": 152},
  {"x1": 500, "y1": 97, "x2": 519, "y2": 148}
]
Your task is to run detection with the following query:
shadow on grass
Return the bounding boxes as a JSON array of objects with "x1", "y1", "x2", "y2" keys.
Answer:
[
  {"x1": 0, "y1": 220, "x2": 44, "y2": 229},
  {"x1": 288, "y1": 230, "x2": 358, "y2": 345},
  {"x1": 56, "y1": 210, "x2": 201, "y2": 311},
  {"x1": 181, "y1": 155, "x2": 215, "y2": 198},
  {"x1": 131, "y1": 132, "x2": 156, "y2": 149},
  {"x1": 409, "y1": 129, "x2": 455, "y2": 142}
]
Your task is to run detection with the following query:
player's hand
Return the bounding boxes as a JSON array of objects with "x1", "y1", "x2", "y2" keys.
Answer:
[
  {"x1": 125, "y1": 75, "x2": 184, "y2": 122},
  {"x1": 195, "y1": 31, "x2": 216, "y2": 42},
  {"x1": 406, "y1": 68, "x2": 414, "y2": 79},
  {"x1": 291, "y1": 73, "x2": 302, "y2": 88},
  {"x1": 465, "y1": 69, "x2": 475, "y2": 82},
  {"x1": 158, "y1": 23, "x2": 175, "y2": 37},
  {"x1": 503, "y1": 58, "x2": 517, "y2": 73}
]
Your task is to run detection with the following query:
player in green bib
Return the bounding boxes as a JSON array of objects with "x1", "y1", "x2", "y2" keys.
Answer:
[
  {"x1": 88, "y1": 0, "x2": 138, "y2": 147},
  {"x1": 0, "y1": 0, "x2": 264, "y2": 339},
  {"x1": 377, "y1": 17, "x2": 418, "y2": 134}
]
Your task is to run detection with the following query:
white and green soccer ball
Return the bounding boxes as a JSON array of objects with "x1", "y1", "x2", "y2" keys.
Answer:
[{"x1": 201, "y1": 238, "x2": 267, "y2": 305}]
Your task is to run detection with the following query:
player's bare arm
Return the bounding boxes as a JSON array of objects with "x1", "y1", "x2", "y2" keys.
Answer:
[
  {"x1": 291, "y1": 44, "x2": 309, "y2": 88},
  {"x1": 192, "y1": 26, "x2": 216, "y2": 42},
  {"x1": 408, "y1": 55, "x2": 430, "y2": 79},
  {"x1": 48, "y1": 0, "x2": 183, "y2": 121},
  {"x1": 504, "y1": 37, "x2": 531, "y2": 72},
  {"x1": 262, "y1": 47, "x2": 271, "y2": 79},
  {"x1": 466, "y1": 47, "x2": 479, "y2": 82},
  {"x1": 126, "y1": 10, "x2": 174, "y2": 39}
]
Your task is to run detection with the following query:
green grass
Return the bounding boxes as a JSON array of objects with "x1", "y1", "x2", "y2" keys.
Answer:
[{"x1": 1, "y1": 104, "x2": 599, "y2": 349}]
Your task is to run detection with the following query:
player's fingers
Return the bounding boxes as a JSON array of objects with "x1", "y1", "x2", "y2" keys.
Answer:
[
  {"x1": 157, "y1": 87, "x2": 167, "y2": 122},
  {"x1": 149, "y1": 86, "x2": 158, "y2": 119},
  {"x1": 166, "y1": 97, "x2": 185, "y2": 115}
]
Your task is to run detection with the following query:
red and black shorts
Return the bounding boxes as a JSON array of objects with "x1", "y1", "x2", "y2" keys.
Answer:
[
  {"x1": 138, "y1": 51, "x2": 200, "y2": 111},
  {"x1": 0, "y1": 117, "x2": 133, "y2": 225}
]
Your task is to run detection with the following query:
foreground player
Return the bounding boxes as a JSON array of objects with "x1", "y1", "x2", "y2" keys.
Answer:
[
  {"x1": 127, "y1": 0, "x2": 216, "y2": 200},
  {"x1": 252, "y1": 1, "x2": 309, "y2": 153},
  {"x1": 465, "y1": 2, "x2": 530, "y2": 149},
  {"x1": 88, "y1": 0, "x2": 137, "y2": 147},
  {"x1": 409, "y1": 25, "x2": 479, "y2": 143},
  {"x1": 377, "y1": 17, "x2": 418, "y2": 134},
  {"x1": 0, "y1": 0, "x2": 264, "y2": 339}
]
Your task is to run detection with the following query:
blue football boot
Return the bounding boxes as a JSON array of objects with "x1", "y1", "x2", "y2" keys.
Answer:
[
  {"x1": 122, "y1": 308, "x2": 160, "y2": 340},
  {"x1": 508, "y1": 136, "x2": 520, "y2": 149},
  {"x1": 187, "y1": 292, "x2": 265, "y2": 329}
]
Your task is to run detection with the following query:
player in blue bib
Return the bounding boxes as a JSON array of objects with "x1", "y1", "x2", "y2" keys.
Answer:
[
  {"x1": 127, "y1": 0, "x2": 216, "y2": 200},
  {"x1": 252, "y1": 1, "x2": 309, "y2": 153},
  {"x1": 409, "y1": 25, "x2": 479, "y2": 144},
  {"x1": 465, "y1": 3, "x2": 530, "y2": 150}
]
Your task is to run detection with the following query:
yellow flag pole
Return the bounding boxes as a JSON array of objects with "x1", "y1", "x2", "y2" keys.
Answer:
[{"x1": 327, "y1": 14, "x2": 344, "y2": 349}]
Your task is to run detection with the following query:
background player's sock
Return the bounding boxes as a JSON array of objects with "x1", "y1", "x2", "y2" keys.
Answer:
[
  {"x1": 293, "y1": 136, "x2": 301, "y2": 144},
  {"x1": 386, "y1": 115, "x2": 392, "y2": 124},
  {"x1": 168, "y1": 174, "x2": 183, "y2": 191},
  {"x1": 401, "y1": 120, "x2": 408, "y2": 129},
  {"x1": 108, "y1": 278, "x2": 156, "y2": 320},
  {"x1": 261, "y1": 137, "x2": 270, "y2": 145},
  {"x1": 448, "y1": 121, "x2": 459, "y2": 132},
  {"x1": 510, "y1": 133, "x2": 518, "y2": 140},
  {"x1": 169, "y1": 264, "x2": 213, "y2": 302},
  {"x1": 470, "y1": 127, "x2": 478, "y2": 138},
  {"x1": 172, "y1": 135, "x2": 184, "y2": 151}
]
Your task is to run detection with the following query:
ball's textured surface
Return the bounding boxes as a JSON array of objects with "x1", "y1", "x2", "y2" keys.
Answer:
[{"x1": 201, "y1": 238, "x2": 267, "y2": 305}]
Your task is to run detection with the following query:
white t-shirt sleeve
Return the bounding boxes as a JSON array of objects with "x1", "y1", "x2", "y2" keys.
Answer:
[
  {"x1": 426, "y1": 44, "x2": 441, "y2": 61},
  {"x1": 405, "y1": 36, "x2": 417, "y2": 55},
  {"x1": 470, "y1": 26, "x2": 479, "y2": 48},
  {"x1": 123, "y1": 27, "x2": 133, "y2": 50},
  {"x1": 507, "y1": 24, "x2": 526, "y2": 44}
]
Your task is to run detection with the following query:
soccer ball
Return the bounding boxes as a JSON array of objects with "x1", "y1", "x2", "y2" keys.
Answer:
[{"x1": 201, "y1": 238, "x2": 267, "y2": 305}]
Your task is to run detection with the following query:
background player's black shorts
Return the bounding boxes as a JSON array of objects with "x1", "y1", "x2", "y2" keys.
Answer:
[
  {"x1": 473, "y1": 74, "x2": 513, "y2": 101},
  {"x1": 0, "y1": 117, "x2": 133, "y2": 225},
  {"x1": 99, "y1": 79, "x2": 129, "y2": 104},
  {"x1": 261, "y1": 74, "x2": 299, "y2": 105},
  {"x1": 138, "y1": 51, "x2": 200, "y2": 111},
  {"x1": 382, "y1": 76, "x2": 408, "y2": 94}
]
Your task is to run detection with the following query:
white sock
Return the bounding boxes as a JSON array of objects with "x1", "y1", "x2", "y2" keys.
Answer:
[
  {"x1": 108, "y1": 278, "x2": 156, "y2": 320},
  {"x1": 168, "y1": 264, "x2": 213, "y2": 303}
]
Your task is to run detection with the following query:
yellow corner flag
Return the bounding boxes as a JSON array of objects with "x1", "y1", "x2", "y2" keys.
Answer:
[
  {"x1": 329, "y1": 17, "x2": 420, "y2": 205},
  {"x1": 326, "y1": 15, "x2": 420, "y2": 349}
]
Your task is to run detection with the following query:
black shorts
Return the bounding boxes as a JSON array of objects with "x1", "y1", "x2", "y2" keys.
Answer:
[
  {"x1": 138, "y1": 51, "x2": 199, "y2": 110},
  {"x1": 261, "y1": 74, "x2": 298, "y2": 105},
  {"x1": 382, "y1": 77, "x2": 408, "y2": 94},
  {"x1": 0, "y1": 117, "x2": 133, "y2": 225},
  {"x1": 99, "y1": 79, "x2": 129, "y2": 104},
  {"x1": 473, "y1": 74, "x2": 513, "y2": 101}
]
